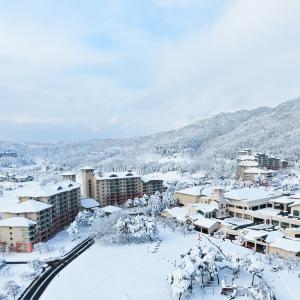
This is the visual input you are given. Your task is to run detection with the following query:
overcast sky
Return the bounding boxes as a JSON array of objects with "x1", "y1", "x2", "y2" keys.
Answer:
[{"x1": 0, "y1": 0, "x2": 300, "y2": 142}]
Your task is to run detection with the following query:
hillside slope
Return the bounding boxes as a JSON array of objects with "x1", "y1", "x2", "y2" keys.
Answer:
[{"x1": 0, "y1": 98, "x2": 299, "y2": 175}]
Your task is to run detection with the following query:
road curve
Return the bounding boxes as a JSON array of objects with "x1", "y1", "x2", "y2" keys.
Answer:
[{"x1": 19, "y1": 236, "x2": 95, "y2": 300}]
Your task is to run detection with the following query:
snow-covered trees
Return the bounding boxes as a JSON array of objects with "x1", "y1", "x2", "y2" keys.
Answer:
[
  {"x1": 67, "y1": 220, "x2": 80, "y2": 241},
  {"x1": 168, "y1": 244, "x2": 220, "y2": 299},
  {"x1": 249, "y1": 279, "x2": 275, "y2": 300},
  {"x1": 243, "y1": 255, "x2": 264, "y2": 286},
  {"x1": 115, "y1": 216, "x2": 159, "y2": 243},
  {"x1": 0, "y1": 293, "x2": 7, "y2": 300},
  {"x1": 4, "y1": 281, "x2": 20, "y2": 300},
  {"x1": 92, "y1": 213, "x2": 159, "y2": 244},
  {"x1": 76, "y1": 210, "x2": 97, "y2": 227},
  {"x1": 148, "y1": 192, "x2": 164, "y2": 216},
  {"x1": 162, "y1": 190, "x2": 178, "y2": 208},
  {"x1": 28, "y1": 259, "x2": 46, "y2": 274},
  {"x1": 33, "y1": 242, "x2": 52, "y2": 254},
  {"x1": 167, "y1": 269, "x2": 190, "y2": 300}
]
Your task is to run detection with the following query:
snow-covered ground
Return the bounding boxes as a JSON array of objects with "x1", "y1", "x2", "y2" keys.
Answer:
[
  {"x1": 40, "y1": 226, "x2": 300, "y2": 300},
  {"x1": 0, "y1": 263, "x2": 34, "y2": 296}
]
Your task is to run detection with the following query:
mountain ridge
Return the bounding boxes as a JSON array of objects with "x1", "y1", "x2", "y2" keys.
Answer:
[{"x1": 0, "y1": 98, "x2": 299, "y2": 175}]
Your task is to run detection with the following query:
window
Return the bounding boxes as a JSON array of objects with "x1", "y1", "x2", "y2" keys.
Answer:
[
  {"x1": 293, "y1": 210, "x2": 300, "y2": 217},
  {"x1": 281, "y1": 222, "x2": 290, "y2": 229}
]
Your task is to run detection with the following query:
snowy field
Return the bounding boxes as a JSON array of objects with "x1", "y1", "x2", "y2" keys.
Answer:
[{"x1": 40, "y1": 226, "x2": 300, "y2": 300}]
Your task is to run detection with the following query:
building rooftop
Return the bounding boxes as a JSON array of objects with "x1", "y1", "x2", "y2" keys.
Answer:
[
  {"x1": 270, "y1": 196, "x2": 295, "y2": 205},
  {"x1": 189, "y1": 203, "x2": 216, "y2": 214},
  {"x1": 102, "y1": 205, "x2": 122, "y2": 214},
  {"x1": 222, "y1": 217, "x2": 253, "y2": 227},
  {"x1": 270, "y1": 237, "x2": 300, "y2": 253},
  {"x1": 94, "y1": 171, "x2": 140, "y2": 180},
  {"x1": 163, "y1": 207, "x2": 189, "y2": 222},
  {"x1": 194, "y1": 217, "x2": 219, "y2": 229},
  {"x1": 0, "y1": 217, "x2": 36, "y2": 227},
  {"x1": 239, "y1": 161, "x2": 259, "y2": 167},
  {"x1": 141, "y1": 175, "x2": 163, "y2": 183},
  {"x1": 0, "y1": 200, "x2": 52, "y2": 213},
  {"x1": 80, "y1": 198, "x2": 99, "y2": 209},
  {"x1": 238, "y1": 155, "x2": 256, "y2": 161},
  {"x1": 242, "y1": 229, "x2": 268, "y2": 242},
  {"x1": 253, "y1": 207, "x2": 281, "y2": 217},
  {"x1": 243, "y1": 167, "x2": 269, "y2": 174},
  {"x1": 62, "y1": 171, "x2": 77, "y2": 176},
  {"x1": 16, "y1": 181, "x2": 80, "y2": 198},
  {"x1": 176, "y1": 185, "x2": 213, "y2": 197},
  {"x1": 225, "y1": 187, "x2": 278, "y2": 203}
]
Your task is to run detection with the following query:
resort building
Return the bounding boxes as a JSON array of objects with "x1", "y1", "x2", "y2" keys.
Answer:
[
  {"x1": 62, "y1": 171, "x2": 77, "y2": 182},
  {"x1": 141, "y1": 175, "x2": 164, "y2": 196},
  {"x1": 0, "y1": 217, "x2": 37, "y2": 252},
  {"x1": 0, "y1": 181, "x2": 81, "y2": 252},
  {"x1": 171, "y1": 185, "x2": 300, "y2": 258},
  {"x1": 81, "y1": 167, "x2": 143, "y2": 206},
  {"x1": 236, "y1": 149, "x2": 288, "y2": 181}
]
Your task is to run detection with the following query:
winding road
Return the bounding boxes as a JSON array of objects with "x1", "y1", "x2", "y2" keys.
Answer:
[{"x1": 19, "y1": 236, "x2": 95, "y2": 300}]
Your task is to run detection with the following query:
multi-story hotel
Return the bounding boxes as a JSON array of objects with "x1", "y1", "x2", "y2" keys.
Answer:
[
  {"x1": 0, "y1": 180, "x2": 80, "y2": 252},
  {"x1": 81, "y1": 167, "x2": 164, "y2": 206},
  {"x1": 81, "y1": 168, "x2": 143, "y2": 206},
  {"x1": 141, "y1": 175, "x2": 165, "y2": 196},
  {"x1": 236, "y1": 149, "x2": 288, "y2": 181}
]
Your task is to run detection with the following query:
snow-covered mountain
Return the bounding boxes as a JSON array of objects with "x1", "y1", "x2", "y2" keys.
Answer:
[{"x1": 1, "y1": 98, "x2": 300, "y2": 175}]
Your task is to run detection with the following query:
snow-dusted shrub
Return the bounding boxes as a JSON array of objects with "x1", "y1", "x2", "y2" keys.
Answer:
[
  {"x1": 248, "y1": 280, "x2": 275, "y2": 300},
  {"x1": 243, "y1": 255, "x2": 264, "y2": 286},
  {"x1": 4, "y1": 281, "x2": 20, "y2": 300},
  {"x1": 28, "y1": 259, "x2": 46, "y2": 274},
  {"x1": 168, "y1": 244, "x2": 220, "y2": 299},
  {"x1": 76, "y1": 210, "x2": 96, "y2": 227},
  {"x1": 67, "y1": 220, "x2": 80, "y2": 240}
]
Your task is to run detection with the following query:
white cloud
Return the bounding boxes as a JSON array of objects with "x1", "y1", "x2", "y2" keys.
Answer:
[{"x1": 0, "y1": 0, "x2": 300, "y2": 141}]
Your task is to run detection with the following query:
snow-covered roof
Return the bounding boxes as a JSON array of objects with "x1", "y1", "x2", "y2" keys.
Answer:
[
  {"x1": 163, "y1": 207, "x2": 189, "y2": 222},
  {"x1": 239, "y1": 161, "x2": 259, "y2": 167},
  {"x1": 265, "y1": 230, "x2": 285, "y2": 244},
  {"x1": 242, "y1": 230, "x2": 268, "y2": 242},
  {"x1": 222, "y1": 217, "x2": 252, "y2": 227},
  {"x1": 80, "y1": 198, "x2": 99, "y2": 209},
  {"x1": 189, "y1": 203, "x2": 216, "y2": 214},
  {"x1": 176, "y1": 185, "x2": 213, "y2": 197},
  {"x1": 80, "y1": 166, "x2": 94, "y2": 170},
  {"x1": 270, "y1": 196, "x2": 295, "y2": 205},
  {"x1": 62, "y1": 171, "x2": 76, "y2": 176},
  {"x1": 225, "y1": 187, "x2": 278, "y2": 202},
  {"x1": 194, "y1": 217, "x2": 219, "y2": 229},
  {"x1": 141, "y1": 175, "x2": 163, "y2": 183},
  {"x1": 0, "y1": 199, "x2": 52, "y2": 213},
  {"x1": 102, "y1": 205, "x2": 122, "y2": 214},
  {"x1": 243, "y1": 167, "x2": 269, "y2": 174},
  {"x1": 238, "y1": 155, "x2": 256, "y2": 161},
  {"x1": 270, "y1": 238, "x2": 300, "y2": 253},
  {"x1": 289, "y1": 199, "x2": 300, "y2": 207},
  {"x1": 253, "y1": 207, "x2": 281, "y2": 217},
  {"x1": 0, "y1": 217, "x2": 36, "y2": 227},
  {"x1": 95, "y1": 171, "x2": 140, "y2": 180},
  {"x1": 16, "y1": 181, "x2": 80, "y2": 198}
]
